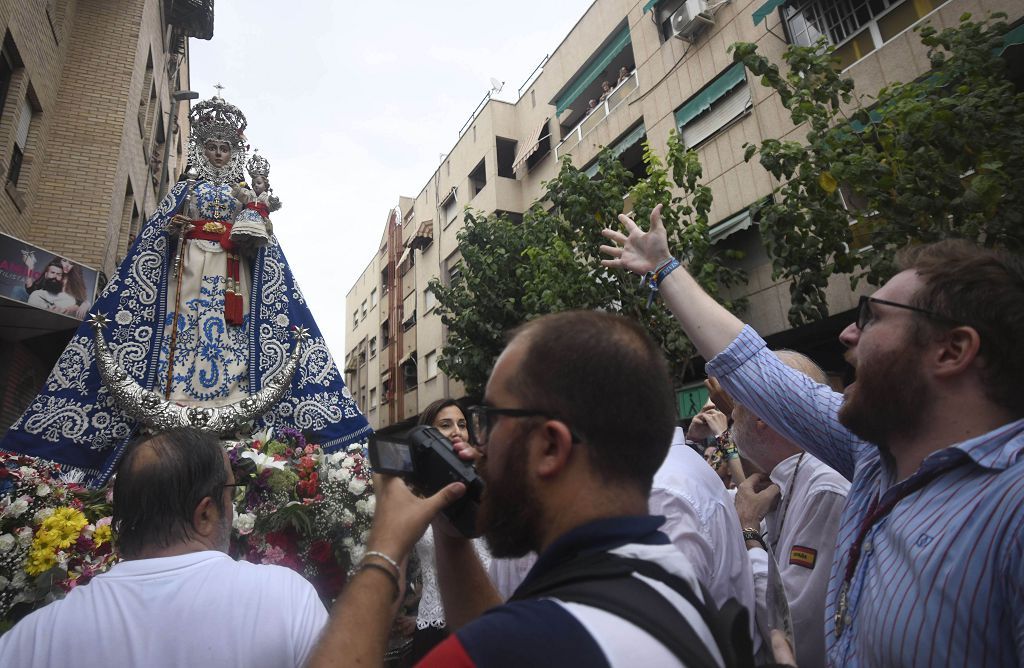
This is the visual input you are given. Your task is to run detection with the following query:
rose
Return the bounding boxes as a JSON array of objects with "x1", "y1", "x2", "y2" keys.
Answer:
[
  {"x1": 0, "y1": 533, "x2": 15, "y2": 553},
  {"x1": 7, "y1": 496, "x2": 30, "y2": 517},
  {"x1": 309, "y1": 539, "x2": 334, "y2": 565},
  {"x1": 233, "y1": 512, "x2": 256, "y2": 535},
  {"x1": 35, "y1": 483, "x2": 51, "y2": 497},
  {"x1": 16, "y1": 526, "x2": 33, "y2": 546}
]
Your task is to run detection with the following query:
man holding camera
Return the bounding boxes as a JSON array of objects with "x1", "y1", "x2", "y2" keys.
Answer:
[{"x1": 310, "y1": 310, "x2": 746, "y2": 667}]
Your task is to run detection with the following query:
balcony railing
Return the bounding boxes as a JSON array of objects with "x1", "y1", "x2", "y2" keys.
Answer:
[{"x1": 555, "y1": 71, "x2": 638, "y2": 161}]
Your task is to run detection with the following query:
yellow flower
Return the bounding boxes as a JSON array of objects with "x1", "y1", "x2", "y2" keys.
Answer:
[
  {"x1": 25, "y1": 546, "x2": 57, "y2": 576},
  {"x1": 34, "y1": 529, "x2": 60, "y2": 549},
  {"x1": 93, "y1": 524, "x2": 112, "y2": 547},
  {"x1": 38, "y1": 507, "x2": 88, "y2": 549}
]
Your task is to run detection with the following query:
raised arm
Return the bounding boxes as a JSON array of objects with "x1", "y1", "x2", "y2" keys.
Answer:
[{"x1": 600, "y1": 203, "x2": 743, "y2": 360}]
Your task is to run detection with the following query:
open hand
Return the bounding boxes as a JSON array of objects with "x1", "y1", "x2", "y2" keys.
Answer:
[{"x1": 599, "y1": 203, "x2": 672, "y2": 276}]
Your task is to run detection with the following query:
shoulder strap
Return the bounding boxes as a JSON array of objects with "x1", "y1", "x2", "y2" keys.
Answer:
[{"x1": 512, "y1": 550, "x2": 753, "y2": 668}]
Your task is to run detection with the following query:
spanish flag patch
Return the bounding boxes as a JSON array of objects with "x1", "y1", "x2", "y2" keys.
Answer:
[{"x1": 789, "y1": 546, "x2": 818, "y2": 569}]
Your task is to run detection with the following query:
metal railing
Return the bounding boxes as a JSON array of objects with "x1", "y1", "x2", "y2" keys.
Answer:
[{"x1": 555, "y1": 71, "x2": 639, "y2": 160}]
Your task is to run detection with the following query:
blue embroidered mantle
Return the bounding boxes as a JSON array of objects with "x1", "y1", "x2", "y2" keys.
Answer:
[{"x1": 1, "y1": 182, "x2": 372, "y2": 484}]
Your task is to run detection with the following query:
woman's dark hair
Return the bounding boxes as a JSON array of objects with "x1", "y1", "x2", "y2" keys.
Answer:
[
  {"x1": 417, "y1": 398, "x2": 465, "y2": 428},
  {"x1": 112, "y1": 429, "x2": 229, "y2": 558},
  {"x1": 61, "y1": 262, "x2": 87, "y2": 304}
]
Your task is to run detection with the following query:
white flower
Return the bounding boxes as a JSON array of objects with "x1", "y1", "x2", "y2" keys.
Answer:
[
  {"x1": 0, "y1": 534, "x2": 14, "y2": 553},
  {"x1": 364, "y1": 496, "x2": 376, "y2": 514},
  {"x1": 240, "y1": 451, "x2": 286, "y2": 471},
  {"x1": 7, "y1": 497, "x2": 30, "y2": 518},
  {"x1": 233, "y1": 512, "x2": 256, "y2": 535},
  {"x1": 15, "y1": 527, "x2": 33, "y2": 546},
  {"x1": 347, "y1": 479, "x2": 367, "y2": 496},
  {"x1": 327, "y1": 469, "x2": 345, "y2": 483},
  {"x1": 355, "y1": 499, "x2": 368, "y2": 514},
  {"x1": 0, "y1": 575, "x2": 9, "y2": 591},
  {"x1": 340, "y1": 509, "x2": 355, "y2": 526},
  {"x1": 35, "y1": 483, "x2": 52, "y2": 497},
  {"x1": 18, "y1": 467, "x2": 38, "y2": 482},
  {"x1": 33, "y1": 507, "x2": 54, "y2": 524}
]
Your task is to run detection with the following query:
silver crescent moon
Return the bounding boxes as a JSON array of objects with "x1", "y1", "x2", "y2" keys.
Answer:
[{"x1": 88, "y1": 313, "x2": 308, "y2": 434}]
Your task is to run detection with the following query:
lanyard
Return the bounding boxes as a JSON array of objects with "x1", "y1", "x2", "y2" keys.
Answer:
[{"x1": 834, "y1": 453, "x2": 967, "y2": 638}]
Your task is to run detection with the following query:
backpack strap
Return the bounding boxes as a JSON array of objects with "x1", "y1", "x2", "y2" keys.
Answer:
[{"x1": 511, "y1": 550, "x2": 752, "y2": 668}]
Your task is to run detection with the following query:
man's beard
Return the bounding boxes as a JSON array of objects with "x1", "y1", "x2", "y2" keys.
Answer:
[
  {"x1": 477, "y1": 449, "x2": 544, "y2": 559},
  {"x1": 839, "y1": 341, "x2": 930, "y2": 451},
  {"x1": 42, "y1": 278, "x2": 63, "y2": 294}
]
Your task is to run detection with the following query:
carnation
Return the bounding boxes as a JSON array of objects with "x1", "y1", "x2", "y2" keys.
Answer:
[
  {"x1": 35, "y1": 483, "x2": 52, "y2": 497},
  {"x1": 347, "y1": 479, "x2": 366, "y2": 496},
  {"x1": 33, "y1": 507, "x2": 54, "y2": 524},
  {"x1": 233, "y1": 512, "x2": 256, "y2": 535},
  {"x1": 0, "y1": 533, "x2": 15, "y2": 553},
  {"x1": 7, "y1": 497, "x2": 30, "y2": 517}
]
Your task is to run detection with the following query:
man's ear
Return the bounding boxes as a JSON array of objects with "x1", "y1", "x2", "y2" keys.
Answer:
[
  {"x1": 534, "y1": 420, "x2": 575, "y2": 479},
  {"x1": 192, "y1": 496, "x2": 219, "y2": 537},
  {"x1": 932, "y1": 326, "x2": 982, "y2": 380}
]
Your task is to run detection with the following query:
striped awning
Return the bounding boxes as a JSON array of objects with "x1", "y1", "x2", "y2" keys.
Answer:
[{"x1": 512, "y1": 118, "x2": 550, "y2": 173}]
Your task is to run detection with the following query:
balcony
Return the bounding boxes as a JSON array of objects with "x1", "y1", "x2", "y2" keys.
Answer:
[{"x1": 555, "y1": 70, "x2": 638, "y2": 161}]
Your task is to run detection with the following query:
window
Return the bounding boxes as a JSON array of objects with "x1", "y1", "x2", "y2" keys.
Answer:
[
  {"x1": 8, "y1": 93, "x2": 36, "y2": 188},
  {"x1": 496, "y1": 137, "x2": 517, "y2": 178},
  {"x1": 675, "y1": 63, "x2": 751, "y2": 149},
  {"x1": 352, "y1": 310, "x2": 358, "y2": 330},
  {"x1": 0, "y1": 37, "x2": 17, "y2": 124},
  {"x1": 381, "y1": 319, "x2": 391, "y2": 348},
  {"x1": 442, "y1": 191, "x2": 458, "y2": 225},
  {"x1": 380, "y1": 266, "x2": 390, "y2": 295},
  {"x1": 401, "y1": 357, "x2": 418, "y2": 390},
  {"x1": 369, "y1": 336, "x2": 377, "y2": 358},
  {"x1": 370, "y1": 288, "x2": 378, "y2": 307},
  {"x1": 784, "y1": 0, "x2": 951, "y2": 69},
  {"x1": 469, "y1": 159, "x2": 487, "y2": 196},
  {"x1": 447, "y1": 262, "x2": 462, "y2": 286},
  {"x1": 361, "y1": 300, "x2": 367, "y2": 320},
  {"x1": 382, "y1": 378, "x2": 392, "y2": 404},
  {"x1": 370, "y1": 387, "x2": 377, "y2": 407},
  {"x1": 425, "y1": 351, "x2": 439, "y2": 380},
  {"x1": 424, "y1": 286, "x2": 437, "y2": 313}
]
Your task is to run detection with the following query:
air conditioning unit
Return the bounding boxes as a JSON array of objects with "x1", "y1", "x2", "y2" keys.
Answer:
[{"x1": 671, "y1": 0, "x2": 714, "y2": 42}]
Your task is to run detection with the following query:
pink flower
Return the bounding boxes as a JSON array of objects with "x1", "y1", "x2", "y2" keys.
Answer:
[{"x1": 261, "y1": 545, "x2": 286, "y2": 565}]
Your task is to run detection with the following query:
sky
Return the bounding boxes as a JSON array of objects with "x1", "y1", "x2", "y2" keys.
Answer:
[{"x1": 188, "y1": 1, "x2": 595, "y2": 358}]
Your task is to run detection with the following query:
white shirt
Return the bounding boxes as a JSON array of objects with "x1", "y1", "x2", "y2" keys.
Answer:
[
  {"x1": 648, "y1": 428, "x2": 757, "y2": 622},
  {"x1": 0, "y1": 551, "x2": 328, "y2": 668},
  {"x1": 27, "y1": 289, "x2": 76, "y2": 312},
  {"x1": 749, "y1": 452, "x2": 849, "y2": 668}
]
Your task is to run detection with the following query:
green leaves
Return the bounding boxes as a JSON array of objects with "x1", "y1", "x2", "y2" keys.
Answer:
[
  {"x1": 731, "y1": 13, "x2": 1024, "y2": 326},
  {"x1": 432, "y1": 132, "x2": 747, "y2": 391}
]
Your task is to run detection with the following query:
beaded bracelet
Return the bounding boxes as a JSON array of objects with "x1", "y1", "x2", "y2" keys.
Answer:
[{"x1": 640, "y1": 256, "x2": 681, "y2": 308}]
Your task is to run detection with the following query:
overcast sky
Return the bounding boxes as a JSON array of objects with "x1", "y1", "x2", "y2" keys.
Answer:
[{"x1": 188, "y1": 1, "x2": 594, "y2": 358}]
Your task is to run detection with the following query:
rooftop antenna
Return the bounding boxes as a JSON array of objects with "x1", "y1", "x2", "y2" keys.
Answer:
[{"x1": 489, "y1": 77, "x2": 504, "y2": 95}]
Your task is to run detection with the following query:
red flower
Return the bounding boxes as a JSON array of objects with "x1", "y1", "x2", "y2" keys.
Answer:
[{"x1": 309, "y1": 539, "x2": 334, "y2": 565}]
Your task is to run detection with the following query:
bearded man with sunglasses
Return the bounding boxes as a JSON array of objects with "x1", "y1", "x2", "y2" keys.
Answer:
[{"x1": 599, "y1": 205, "x2": 1024, "y2": 667}]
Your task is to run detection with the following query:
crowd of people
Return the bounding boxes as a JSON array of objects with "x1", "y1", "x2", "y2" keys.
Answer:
[{"x1": 1, "y1": 203, "x2": 1022, "y2": 667}]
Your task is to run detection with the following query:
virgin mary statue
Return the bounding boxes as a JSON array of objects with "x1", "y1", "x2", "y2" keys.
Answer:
[{"x1": 1, "y1": 96, "x2": 371, "y2": 483}]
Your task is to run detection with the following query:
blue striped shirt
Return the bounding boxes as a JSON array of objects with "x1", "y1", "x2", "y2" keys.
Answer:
[{"x1": 706, "y1": 326, "x2": 1024, "y2": 667}]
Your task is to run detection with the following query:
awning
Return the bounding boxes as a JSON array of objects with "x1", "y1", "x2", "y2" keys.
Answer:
[
  {"x1": 709, "y1": 207, "x2": 753, "y2": 242},
  {"x1": 512, "y1": 118, "x2": 550, "y2": 173},
  {"x1": 409, "y1": 220, "x2": 433, "y2": 250},
  {"x1": 399, "y1": 351, "x2": 416, "y2": 366},
  {"x1": 584, "y1": 123, "x2": 646, "y2": 178},
  {"x1": 380, "y1": 368, "x2": 392, "y2": 382},
  {"x1": 397, "y1": 246, "x2": 412, "y2": 268},
  {"x1": 675, "y1": 62, "x2": 747, "y2": 128},
  {"x1": 752, "y1": 0, "x2": 786, "y2": 26},
  {"x1": 1000, "y1": 23, "x2": 1024, "y2": 55},
  {"x1": 643, "y1": 0, "x2": 661, "y2": 14},
  {"x1": 555, "y1": 25, "x2": 632, "y2": 116}
]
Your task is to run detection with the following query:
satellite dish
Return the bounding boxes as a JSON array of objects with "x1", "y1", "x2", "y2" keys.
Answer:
[{"x1": 489, "y1": 77, "x2": 504, "y2": 94}]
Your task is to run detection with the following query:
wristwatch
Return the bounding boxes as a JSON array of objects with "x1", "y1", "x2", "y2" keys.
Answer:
[{"x1": 742, "y1": 527, "x2": 766, "y2": 550}]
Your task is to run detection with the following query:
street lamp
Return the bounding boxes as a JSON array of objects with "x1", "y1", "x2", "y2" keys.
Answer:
[{"x1": 156, "y1": 89, "x2": 200, "y2": 200}]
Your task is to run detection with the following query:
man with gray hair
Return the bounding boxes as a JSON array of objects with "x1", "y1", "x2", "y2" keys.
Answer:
[
  {"x1": 719, "y1": 351, "x2": 849, "y2": 667},
  {"x1": 0, "y1": 429, "x2": 328, "y2": 667}
]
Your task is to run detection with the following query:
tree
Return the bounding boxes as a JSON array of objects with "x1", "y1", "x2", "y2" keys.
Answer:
[
  {"x1": 732, "y1": 12, "x2": 1024, "y2": 326},
  {"x1": 429, "y1": 131, "x2": 746, "y2": 396}
]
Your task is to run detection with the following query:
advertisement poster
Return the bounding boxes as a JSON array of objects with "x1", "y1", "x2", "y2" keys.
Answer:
[{"x1": 0, "y1": 233, "x2": 99, "y2": 320}]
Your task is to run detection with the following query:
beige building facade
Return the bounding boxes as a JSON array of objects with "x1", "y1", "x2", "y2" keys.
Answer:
[
  {"x1": 0, "y1": 0, "x2": 211, "y2": 433},
  {"x1": 346, "y1": 0, "x2": 1023, "y2": 429}
]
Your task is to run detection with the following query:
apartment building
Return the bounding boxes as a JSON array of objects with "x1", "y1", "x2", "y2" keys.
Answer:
[
  {"x1": 346, "y1": 0, "x2": 1024, "y2": 429},
  {"x1": 0, "y1": 0, "x2": 211, "y2": 433}
]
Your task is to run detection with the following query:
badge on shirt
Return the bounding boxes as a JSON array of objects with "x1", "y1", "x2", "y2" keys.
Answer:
[{"x1": 789, "y1": 546, "x2": 817, "y2": 569}]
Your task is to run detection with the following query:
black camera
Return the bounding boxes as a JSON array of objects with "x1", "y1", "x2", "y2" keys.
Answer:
[{"x1": 368, "y1": 425, "x2": 484, "y2": 538}]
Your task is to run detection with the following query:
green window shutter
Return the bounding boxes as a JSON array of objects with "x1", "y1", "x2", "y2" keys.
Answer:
[
  {"x1": 752, "y1": 0, "x2": 786, "y2": 26},
  {"x1": 555, "y1": 26, "x2": 632, "y2": 116},
  {"x1": 674, "y1": 62, "x2": 747, "y2": 129},
  {"x1": 643, "y1": 0, "x2": 662, "y2": 14},
  {"x1": 584, "y1": 124, "x2": 647, "y2": 177}
]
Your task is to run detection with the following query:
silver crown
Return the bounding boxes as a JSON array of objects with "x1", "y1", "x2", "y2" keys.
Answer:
[
  {"x1": 189, "y1": 96, "x2": 247, "y2": 148},
  {"x1": 247, "y1": 152, "x2": 270, "y2": 180}
]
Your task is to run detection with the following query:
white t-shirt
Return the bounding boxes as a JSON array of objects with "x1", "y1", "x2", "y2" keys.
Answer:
[
  {"x1": 0, "y1": 551, "x2": 328, "y2": 668},
  {"x1": 649, "y1": 429, "x2": 757, "y2": 622}
]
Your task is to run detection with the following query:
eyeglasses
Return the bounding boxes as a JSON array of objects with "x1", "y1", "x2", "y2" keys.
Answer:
[
  {"x1": 221, "y1": 482, "x2": 246, "y2": 491},
  {"x1": 467, "y1": 405, "x2": 580, "y2": 447},
  {"x1": 856, "y1": 295, "x2": 957, "y2": 331}
]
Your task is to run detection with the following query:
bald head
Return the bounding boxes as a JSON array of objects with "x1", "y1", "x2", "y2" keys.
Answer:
[{"x1": 774, "y1": 349, "x2": 828, "y2": 384}]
